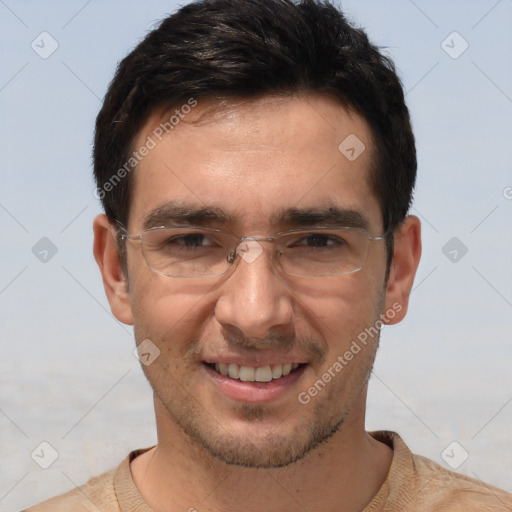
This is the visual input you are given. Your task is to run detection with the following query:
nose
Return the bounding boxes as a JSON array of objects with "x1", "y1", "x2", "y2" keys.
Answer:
[{"x1": 214, "y1": 240, "x2": 294, "y2": 340}]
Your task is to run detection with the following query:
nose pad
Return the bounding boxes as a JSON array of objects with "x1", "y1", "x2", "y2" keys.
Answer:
[{"x1": 236, "y1": 239, "x2": 264, "y2": 264}]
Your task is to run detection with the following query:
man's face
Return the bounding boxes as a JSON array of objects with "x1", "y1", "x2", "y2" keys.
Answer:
[{"x1": 121, "y1": 95, "x2": 391, "y2": 468}]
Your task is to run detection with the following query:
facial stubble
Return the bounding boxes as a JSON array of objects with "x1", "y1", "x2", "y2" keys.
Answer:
[{"x1": 139, "y1": 314, "x2": 383, "y2": 470}]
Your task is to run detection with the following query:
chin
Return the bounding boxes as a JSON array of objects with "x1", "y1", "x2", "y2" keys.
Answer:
[{"x1": 182, "y1": 407, "x2": 346, "y2": 469}]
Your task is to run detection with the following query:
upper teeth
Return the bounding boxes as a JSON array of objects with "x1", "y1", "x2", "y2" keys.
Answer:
[{"x1": 214, "y1": 363, "x2": 300, "y2": 382}]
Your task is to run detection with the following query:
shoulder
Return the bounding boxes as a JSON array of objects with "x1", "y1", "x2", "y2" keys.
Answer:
[
  {"x1": 22, "y1": 468, "x2": 118, "y2": 512},
  {"x1": 412, "y1": 453, "x2": 512, "y2": 511},
  {"x1": 369, "y1": 431, "x2": 512, "y2": 512}
]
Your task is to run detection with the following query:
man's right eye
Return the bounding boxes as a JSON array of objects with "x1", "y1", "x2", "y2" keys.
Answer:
[{"x1": 165, "y1": 233, "x2": 214, "y2": 248}]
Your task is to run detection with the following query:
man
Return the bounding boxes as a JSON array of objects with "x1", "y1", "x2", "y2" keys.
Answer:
[{"x1": 26, "y1": 0, "x2": 511, "y2": 510}]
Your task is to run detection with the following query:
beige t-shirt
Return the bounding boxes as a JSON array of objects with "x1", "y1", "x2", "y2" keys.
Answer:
[{"x1": 24, "y1": 431, "x2": 512, "y2": 511}]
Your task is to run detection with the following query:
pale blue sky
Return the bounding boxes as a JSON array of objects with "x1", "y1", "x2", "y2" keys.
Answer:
[{"x1": 1, "y1": 1, "x2": 511, "y2": 508}]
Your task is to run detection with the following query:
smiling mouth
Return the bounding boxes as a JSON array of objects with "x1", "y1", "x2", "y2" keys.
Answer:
[{"x1": 206, "y1": 362, "x2": 304, "y2": 382}]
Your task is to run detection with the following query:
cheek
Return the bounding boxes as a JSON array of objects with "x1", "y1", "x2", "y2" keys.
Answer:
[
  {"x1": 292, "y1": 272, "x2": 385, "y2": 340},
  {"x1": 130, "y1": 282, "x2": 211, "y2": 392},
  {"x1": 129, "y1": 270, "x2": 216, "y2": 351}
]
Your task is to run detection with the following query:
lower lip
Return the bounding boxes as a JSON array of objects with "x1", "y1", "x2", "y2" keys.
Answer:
[{"x1": 203, "y1": 364, "x2": 308, "y2": 403}]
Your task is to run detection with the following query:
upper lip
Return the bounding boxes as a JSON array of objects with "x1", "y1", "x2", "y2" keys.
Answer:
[{"x1": 202, "y1": 352, "x2": 308, "y2": 367}]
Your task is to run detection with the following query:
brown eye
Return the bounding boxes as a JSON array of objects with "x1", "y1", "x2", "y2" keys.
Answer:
[
  {"x1": 293, "y1": 233, "x2": 345, "y2": 248},
  {"x1": 167, "y1": 233, "x2": 212, "y2": 247}
]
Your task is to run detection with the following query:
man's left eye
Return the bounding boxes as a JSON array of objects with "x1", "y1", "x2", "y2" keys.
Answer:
[{"x1": 294, "y1": 233, "x2": 345, "y2": 248}]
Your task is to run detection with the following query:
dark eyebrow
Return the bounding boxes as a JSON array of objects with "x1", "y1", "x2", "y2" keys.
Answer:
[
  {"x1": 272, "y1": 206, "x2": 370, "y2": 231},
  {"x1": 142, "y1": 202, "x2": 370, "y2": 232},
  {"x1": 142, "y1": 203, "x2": 233, "y2": 229}
]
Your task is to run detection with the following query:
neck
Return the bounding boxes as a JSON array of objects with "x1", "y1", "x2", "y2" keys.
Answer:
[{"x1": 131, "y1": 395, "x2": 393, "y2": 512}]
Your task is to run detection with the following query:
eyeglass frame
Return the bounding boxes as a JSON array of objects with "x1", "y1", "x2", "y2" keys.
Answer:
[{"x1": 115, "y1": 221, "x2": 389, "y2": 279}]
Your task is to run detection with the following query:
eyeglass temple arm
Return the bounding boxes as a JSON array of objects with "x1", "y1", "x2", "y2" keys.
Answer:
[{"x1": 112, "y1": 221, "x2": 142, "y2": 241}]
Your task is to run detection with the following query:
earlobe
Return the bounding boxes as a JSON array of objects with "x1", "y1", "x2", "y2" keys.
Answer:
[
  {"x1": 383, "y1": 215, "x2": 421, "y2": 325},
  {"x1": 93, "y1": 214, "x2": 134, "y2": 325}
]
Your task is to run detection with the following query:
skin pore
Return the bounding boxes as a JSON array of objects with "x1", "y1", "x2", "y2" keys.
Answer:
[{"x1": 93, "y1": 95, "x2": 421, "y2": 512}]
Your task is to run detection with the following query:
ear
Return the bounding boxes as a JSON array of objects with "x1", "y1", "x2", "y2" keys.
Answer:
[
  {"x1": 93, "y1": 214, "x2": 134, "y2": 325},
  {"x1": 383, "y1": 215, "x2": 421, "y2": 325}
]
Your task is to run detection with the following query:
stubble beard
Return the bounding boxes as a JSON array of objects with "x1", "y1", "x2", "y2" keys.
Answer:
[
  {"x1": 146, "y1": 336, "x2": 380, "y2": 470},
  {"x1": 155, "y1": 389, "x2": 350, "y2": 469},
  {"x1": 139, "y1": 290, "x2": 385, "y2": 469}
]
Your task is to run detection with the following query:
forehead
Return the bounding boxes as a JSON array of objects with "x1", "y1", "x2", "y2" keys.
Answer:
[{"x1": 129, "y1": 95, "x2": 380, "y2": 232}]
